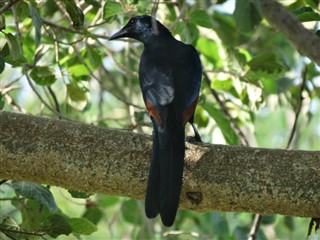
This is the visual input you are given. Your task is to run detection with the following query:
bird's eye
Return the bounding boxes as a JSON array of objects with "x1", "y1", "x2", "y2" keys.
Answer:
[{"x1": 129, "y1": 18, "x2": 136, "y2": 24}]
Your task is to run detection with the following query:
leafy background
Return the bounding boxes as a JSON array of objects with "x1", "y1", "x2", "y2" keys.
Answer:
[{"x1": 0, "y1": 0, "x2": 319, "y2": 239}]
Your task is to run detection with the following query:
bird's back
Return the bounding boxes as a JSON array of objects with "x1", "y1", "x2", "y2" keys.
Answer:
[{"x1": 139, "y1": 38, "x2": 201, "y2": 116}]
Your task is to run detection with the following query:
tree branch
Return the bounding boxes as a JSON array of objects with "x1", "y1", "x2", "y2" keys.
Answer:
[
  {"x1": 0, "y1": 111, "x2": 319, "y2": 217},
  {"x1": 260, "y1": 0, "x2": 320, "y2": 65},
  {"x1": 0, "y1": 0, "x2": 20, "y2": 15}
]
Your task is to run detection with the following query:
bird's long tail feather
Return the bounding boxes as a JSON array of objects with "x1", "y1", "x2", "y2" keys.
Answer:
[
  {"x1": 145, "y1": 127, "x2": 161, "y2": 218},
  {"x1": 145, "y1": 117, "x2": 185, "y2": 227}
]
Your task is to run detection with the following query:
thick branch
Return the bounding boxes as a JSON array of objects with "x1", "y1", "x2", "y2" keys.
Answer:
[
  {"x1": 0, "y1": 111, "x2": 319, "y2": 217},
  {"x1": 260, "y1": 0, "x2": 320, "y2": 65}
]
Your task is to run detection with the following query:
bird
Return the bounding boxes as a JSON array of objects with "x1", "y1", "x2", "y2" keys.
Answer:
[{"x1": 109, "y1": 15, "x2": 202, "y2": 227}]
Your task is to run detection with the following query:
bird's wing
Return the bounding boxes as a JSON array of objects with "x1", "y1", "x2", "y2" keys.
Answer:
[
  {"x1": 139, "y1": 56, "x2": 174, "y2": 127},
  {"x1": 172, "y1": 44, "x2": 202, "y2": 125},
  {"x1": 184, "y1": 45, "x2": 202, "y2": 108}
]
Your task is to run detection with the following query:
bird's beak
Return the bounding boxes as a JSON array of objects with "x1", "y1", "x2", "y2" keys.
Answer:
[{"x1": 109, "y1": 27, "x2": 129, "y2": 41}]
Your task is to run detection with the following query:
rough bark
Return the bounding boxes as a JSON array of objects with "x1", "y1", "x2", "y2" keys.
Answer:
[
  {"x1": 1, "y1": 111, "x2": 319, "y2": 218},
  {"x1": 260, "y1": 0, "x2": 320, "y2": 65}
]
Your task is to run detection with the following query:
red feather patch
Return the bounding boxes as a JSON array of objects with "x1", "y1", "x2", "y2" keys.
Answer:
[{"x1": 145, "y1": 101, "x2": 163, "y2": 127}]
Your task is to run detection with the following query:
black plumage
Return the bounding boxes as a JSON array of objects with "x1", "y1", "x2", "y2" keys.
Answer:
[{"x1": 109, "y1": 15, "x2": 202, "y2": 227}]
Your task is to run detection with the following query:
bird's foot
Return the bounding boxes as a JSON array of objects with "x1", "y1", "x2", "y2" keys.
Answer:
[{"x1": 186, "y1": 135, "x2": 202, "y2": 143}]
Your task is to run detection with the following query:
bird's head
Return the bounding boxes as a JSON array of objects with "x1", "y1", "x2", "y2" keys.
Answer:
[{"x1": 109, "y1": 15, "x2": 171, "y2": 44}]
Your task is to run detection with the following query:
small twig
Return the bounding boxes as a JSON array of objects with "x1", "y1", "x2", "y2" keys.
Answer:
[
  {"x1": 168, "y1": 1, "x2": 187, "y2": 31},
  {"x1": 0, "y1": 85, "x2": 21, "y2": 95},
  {"x1": 163, "y1": 230, "x2": 200, "y2": 237},
  {"x1": 0, "y1": 227, "x2": 46, "y2": 237},
  {"x1": 248, "y1": 214, "x2": 263, "y2": 240},
  {"x1": 99, "y1": 68, "x2": 144, "y2": 110},
  {"x1": 3, "y1": 75, "x2": 23, "y2": 88},
  {"x1": 203, "y1": 71, "x2": 249, "y2": 146},
  {"x1": 97, "y1": 39, "x2": 138, "y2": 78},
  {"x1": 0, "y1": 197, "x2": 24, "y2": 201},
  {"x1": 43, "y1": 18, "x2": 114, "y2": 42},
  {"x1": 25, "y1": 73, "x2": 66, "y2": 119},
  {"x1": 4, "y1": 94, "x2": 27, "y2": 113},
  {"x1": 87, "y1": 20, "x2": 107, "y2": 29},
  {"x1": 42, "y1": 19, "x2": 80, "y2": 34},
  {"x1": 204, "y1": 69, "x2": 239, "y2": 77},
  {"x1": 0, "y1": 179, "x2": 8, "y2": 185},
  {"x1": 308, "y1": 218, "x2": 320, "y2": 237},
  {"x1": 0, "y1": 0, "x2": 20, "y2": 15},
  {"x1": 47, "y1": 87, "x2": 61, "y2": 115},
  {"x1": 151, "y1": 0, "x2": 159, "y2": 17},
  {"x1": 286, "y1": 65, "x2": 307, "y2": 149}
]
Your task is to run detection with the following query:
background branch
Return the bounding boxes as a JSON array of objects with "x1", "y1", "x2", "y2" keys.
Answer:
[
  {"x1": 1, "y1": 111, "x2": 319, "y2": 218},
  {"x1": 260, "y1": 0, "x2": 320, "y2": 65},
  {"x1": 0, "y1": 0, "x2": 20, "y2": 15}
]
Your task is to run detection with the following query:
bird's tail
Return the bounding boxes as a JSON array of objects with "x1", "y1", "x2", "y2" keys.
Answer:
[{"x1": 145, "y1": 117, "x2": 185, "y2": 227}]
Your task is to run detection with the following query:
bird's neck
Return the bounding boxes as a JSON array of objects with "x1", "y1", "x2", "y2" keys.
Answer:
[{"x1": 143, "y1": 33, "x2": 176, "y2": 48}]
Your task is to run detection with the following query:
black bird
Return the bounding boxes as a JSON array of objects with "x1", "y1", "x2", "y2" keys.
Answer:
[{"x1": 109, "y1": 15, "x2": 202, "y2": 227}]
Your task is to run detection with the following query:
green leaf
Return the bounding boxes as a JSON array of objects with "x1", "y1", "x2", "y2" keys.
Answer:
[
  {"x1": 0, "y1": 216, "x2": 20, "y2": 229},
  {"x1": 68, "y1": 64, "x2": 90, "y2": 77},
  {"x1": 276, "y1": 77, "x2": 293, "y2": 93},
  {"x1": 233, "y1": 0, "x2": 262, "y2": 32},
  {"x1": 201, "y1": 103, "x2": 238, "y2": 145},
  {"x1": 211, "y1": 212, "x2": 230, "y2": 235},
  {"x1": 29, "y1": 66, "x2": 56, "y2": 86},
  {"x1": 217, "y1": 0, "x2": 228, "y2": 3},
  {"x1": 176, "y1": 22, "x2": 199, "y2": 44},
  {"x1": 68, "y1": 218, "x2": 97, "y2": 235},
  {"x1": 66, "y1": 82, "x2": 88, "y2": 110},
  {"x1": 0, "y1": 92, "x2": 5, "y2": 110},
  {"x1": 211, "y1": 78, "x2": 233, "y2": 91},
  {"x1": 0, "y1": 35, "x2": 7, "y2": 52},
  {"x1": 194, "y1": 106, "x2": 209, "y2": 128},
  {"x1": 41, "y1": 214, "x2": 72, "y2": 238},
  {"x1": 68, "y1": 190, "x2": 92, "y2": 199},
  {"x1": 63, "y1": 0, "x2": 84, "y2": 30},
  {"x1": 15, "y1": 1, "x2": 30, "y2": 21},
  {"x1": 86, "y1": 45, "x2": 102, "y2": 69},
  {"x1": 0, "y1": 217, "x2": 23, "y2": 239},
  {"x1": 66, "y1": 83, "x2": 88, "y2": 102},
  {"x1": 242, "y1": 70, "x2": 284, "y2": 94},
  {"x1": 85, "y1": 0, "x2": 102, "y2": 8},
  {"x1": 305, "y1": 0, "x2": 319, "y2": 9},
  {"x1": 212, "y1": 12, "x2": 250, "y2": 46},
  {"x1": 287, "y1": 0, "x2": 306, "y2": 10},
  {"x1": 98, "y1": 194, "x2": 120, "y2": 207},
  {"x1": 189, "y1": 10, "x2": 213, "y2": 28},
  {"x1": 292, "y1": 7, "x2": 320, "y2": 22},
  {"x1": 0, "y1": 55, "x2": 5, "y2": 74},
  {"x1": 0, "y1": 14, "x2": 5, "y2": 31},
  {"x1": 228, "y1": 48, "x2": 249, "y2": 68},
  {"x1": 20, "y1": 199, "x2": 51, "y2": 231},
  {"x1": 29, "y1": 4, "x2": 42, "y2": 47},
  {"x1": 82, "y1": 207, "x2": 103, "y2": 225},
  {"x1": 103, "y1": 2, "x2": 124, "y2": 21},
  {"x1": 11, "y1": 181, "x2": 58, "y2": 212},
  {"x1": 284, "y1": 216, "x2": 295, "y2": 231},
  {"x1": 248, "y1": 52, "x2": 286, "y2": 73},
  {"x1": 4, "y1": 33, "x2": 27, "y2": 65},
  {"x1": 261, "y1": 215, "x2": 276, "y2": 224},
  {"x1": 41, "y1": 1, "x2": 59, "y2": 17},
  {"x1": 121, "y1": 199, "x2": 142, "y2": 225},
  {"x1": 166, "y1": 3, "x2": 177, "y2": 22},
  {"x1": 196, "y1": 37, "x2": 222, "y2": 67}
]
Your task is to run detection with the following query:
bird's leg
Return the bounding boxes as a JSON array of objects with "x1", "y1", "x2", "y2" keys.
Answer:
[{"x1": 186, "y1": 123, "x2": 202, "y2": 143}]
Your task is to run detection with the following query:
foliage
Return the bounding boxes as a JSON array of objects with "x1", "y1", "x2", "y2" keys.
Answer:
[{"x1": 0, "y1": 0, "x2": 319, "y2": 239}]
